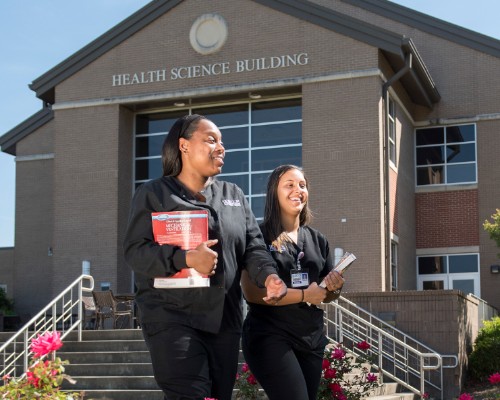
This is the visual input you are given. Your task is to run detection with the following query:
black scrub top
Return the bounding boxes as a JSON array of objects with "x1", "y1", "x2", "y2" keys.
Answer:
[{"x1": 244, "y1": 225, "x2": 334, "y2": 349}]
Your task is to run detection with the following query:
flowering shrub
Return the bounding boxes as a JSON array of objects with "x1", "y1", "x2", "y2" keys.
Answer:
[
  {"x1": 489, "y1": 372, "x2": 500, "y2": 385},
  {"x1": 453, "y1": 371, "x2": 500, "y2": 400},
  {"x1": 0, "y1": 331, "x2": 83, "y2": 399},
  {"x1": 317, "y1": 341, "x2": 380, "y2": 400},
  {"x1": 233, "y1": 363, "x2": 262, "y2": 399}
]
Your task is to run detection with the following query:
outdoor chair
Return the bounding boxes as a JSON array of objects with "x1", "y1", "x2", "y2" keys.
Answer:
[
  {"x1": 81, "y1": 295, "x2": 97, "y2": 330},
  {"x1": 92, "y1": 290, "x2": 134, "y2": 329}
]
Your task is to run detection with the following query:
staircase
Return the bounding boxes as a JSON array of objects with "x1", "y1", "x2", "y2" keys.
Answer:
[
  {"x1": 56, "y1": 329, "x2": 415, "y2": 400},
  {"x1": 61, "y1": 329, "x2": 162, "y2": 400}
]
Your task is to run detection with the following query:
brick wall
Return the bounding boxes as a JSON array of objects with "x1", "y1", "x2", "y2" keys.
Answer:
[{"x1": 416, "y1": 190, "x2": 479, "y2": 249}]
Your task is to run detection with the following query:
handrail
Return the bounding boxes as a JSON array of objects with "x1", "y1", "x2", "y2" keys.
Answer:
[
  {"x1": 0, "y1": 274, "x2": 94, "y2": 378},
  {"x1": 322, "y1": 296, "x2": 456, "y2": 400}
]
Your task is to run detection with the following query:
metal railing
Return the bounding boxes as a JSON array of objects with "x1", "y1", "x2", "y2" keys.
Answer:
[
  {"x1": 0, "y1": 274, "x2": 94, "y2": 378},
  {"x1": 468, "y1": 293, "x2": 499, "y2": 329},
  {"x1": 322, "y1": 296, "x2": 458, "y2": 400}
]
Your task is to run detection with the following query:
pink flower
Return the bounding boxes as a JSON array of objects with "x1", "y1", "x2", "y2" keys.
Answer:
[
  {"x1": 332, "y1": 347, "x2": 346, "y2": 360},
  {"x1": 422, "y1": 393, "x2": 430, "y2": 399},
  {"x1": 488, "y1": 372, "x2": 500, "y2": 385},
  {"x1": 26, "y1": 371, "x2": 41, "y2": 388},
  {"x1": 458, "y1": 394, "x2": 474, "y2": 400},
  {"x1": 366, "y1": 373, "x2": 377, "y2": 382},
  {"x1": 324, "y1": 368, "x2": 337, "y2": 379},
  {"x1": 329, "y1": 382, "x2": 342, "y2": 393},
  {"x1": 30, "y1": 331, "x2": 63, "y2": 358},
  {"x1": 356, "y1": 340, "x2": 371, "y2": 351},
  {"x1": 322, "y1": 358, "x2": 330, "y2": 370},
  {"x1": 247, "y1": 374, "x2": 258, "y2": 385},
  {"x1": 241, "y1": 363, "x2": 249, "y2": 373}
]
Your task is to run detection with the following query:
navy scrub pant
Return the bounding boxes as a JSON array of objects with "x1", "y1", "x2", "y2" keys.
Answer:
[
  {"x1": 142, "y1": 322, "x2": 240, "y2": 400},
  {"x1": 242, "y1": 330, "x2": 325, "y2": 400}
]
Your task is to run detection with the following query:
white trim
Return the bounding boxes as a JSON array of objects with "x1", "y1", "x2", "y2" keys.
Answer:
[
  {"x1": 52, "y1": 69, "x2": 382, "y2": 111},
  {"x1": 416, "y1": 246, "x2": 480, "y2": 256},
  {"x1": 15, "y1": 153, "x2": 55, "y2": 162}
]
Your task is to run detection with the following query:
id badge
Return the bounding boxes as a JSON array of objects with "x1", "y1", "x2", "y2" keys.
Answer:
[{"x1": 290, "y1": 268, "x2": 309, "y2": 288}]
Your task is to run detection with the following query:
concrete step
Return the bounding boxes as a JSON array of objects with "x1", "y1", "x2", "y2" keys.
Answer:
[
  {"x1": 61, "y1": 376, "x2": 158, "y2": 391},
  {"x1": 60, "y1": 350, "x2": 152, "y2": 364},
  {"x1": 64, "y1": 329, "x2": 144, "y2": 341},
  {"x1": 65, "y1": 362, "x2": 153, "y2": 376},
  {"x1": 364, "y1": 394, "x2": 415, "y2": 400},
  {"x1": 66, "y1": 389, "x2": 163, "y2": 400},
  {"x1": 62, "y1": 339, "x2": 148, "y2": 352}
]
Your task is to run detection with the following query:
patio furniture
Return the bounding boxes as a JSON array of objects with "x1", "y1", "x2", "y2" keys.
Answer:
[{"x1": 92, "y1": 290, "x2": 134, "y2": 329}]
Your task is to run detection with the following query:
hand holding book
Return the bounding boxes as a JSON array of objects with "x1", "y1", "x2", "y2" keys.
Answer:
[
  {"x1": 151, "y1": 210, "x2": 213, "y2": 289},
  {"x1": 319, "y1": 252, "x2": 356, "y2": 289}
]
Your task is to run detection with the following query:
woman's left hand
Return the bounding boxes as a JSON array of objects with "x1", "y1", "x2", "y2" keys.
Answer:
[
  {"x1": 322, "y1": 270, "x2": 345, "y2": 292},
  {"x1": 262, "y1": 274, "x2": 287, "y2": 305}
]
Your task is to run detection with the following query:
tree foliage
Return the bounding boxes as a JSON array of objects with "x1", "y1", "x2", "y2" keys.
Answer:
[{"x1": 483, "y1": 208, "x2": 500, "y2": 258}]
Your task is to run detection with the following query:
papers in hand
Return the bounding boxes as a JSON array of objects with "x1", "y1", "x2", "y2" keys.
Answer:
[{"x1": 319, "y1": 252, "x2": 356, "y2": 288}]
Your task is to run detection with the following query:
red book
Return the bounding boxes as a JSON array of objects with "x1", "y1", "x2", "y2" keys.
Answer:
[{"x1": 151, "y1": 210, "x2": 210, "y2": 289}]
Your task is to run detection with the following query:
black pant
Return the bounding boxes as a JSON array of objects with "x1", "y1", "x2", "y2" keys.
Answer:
[
  {"x1": 242, "y1": 329, "x2": 325, "y2": 400},
  {"x1": 142, "y1": 322, "x2": 240, "y2": 400}
]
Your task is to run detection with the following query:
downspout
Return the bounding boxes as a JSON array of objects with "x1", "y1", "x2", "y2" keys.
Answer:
[{"x1": 381, "y1": 52, "x2": 412, "y2": 291}]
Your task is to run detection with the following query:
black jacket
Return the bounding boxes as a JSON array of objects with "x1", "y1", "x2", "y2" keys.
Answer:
[{"x1": 123, "y1": 176, "x2": 277, "y2": 333}]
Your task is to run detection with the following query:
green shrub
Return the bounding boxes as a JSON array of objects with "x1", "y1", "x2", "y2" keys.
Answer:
[{"x1": 468, "y1": 316, "x2": 500, "y2": 381}]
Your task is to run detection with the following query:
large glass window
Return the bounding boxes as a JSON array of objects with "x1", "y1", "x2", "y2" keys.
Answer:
[
  {"x1": 417, "y1": 253, "x2": 480, "y2": 296},
  {"x1": 134, "y1": 98, "x2": 302, "y2": 218},
  {"x1": 415, "y1": 124, "x2": 476, "y2": 186}
]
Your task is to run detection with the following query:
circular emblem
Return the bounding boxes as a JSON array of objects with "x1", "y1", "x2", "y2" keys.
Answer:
[{"x1": 190, "y1": 13, "x2": 228, "y2": 55}]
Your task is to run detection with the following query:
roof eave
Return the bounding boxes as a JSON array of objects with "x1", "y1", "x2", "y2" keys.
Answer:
[
  {"x1": 341, "y1": 0, "x2": 500, "y2": 58},
  {"x1": 0, "y1": 108, "x2": 54, "y2": 155},
  {"x1": 29, "y1": 0, "x2": 443, "y2": 110},
  {"x1": 253, "y1": 0, "x2": 406, "y2": 57},
  {"x1": 29, "y1": 0, "x2": 183, "y2": 104}
]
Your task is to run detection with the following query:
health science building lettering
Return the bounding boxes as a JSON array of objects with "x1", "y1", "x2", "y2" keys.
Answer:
[{"x1": 111, "y1": 52, "x2": 309, "y2": 86}]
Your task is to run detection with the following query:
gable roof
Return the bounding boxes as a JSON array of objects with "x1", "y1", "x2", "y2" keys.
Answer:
[
  {"x1": 4, "y1": 0, "x2": 498, "y2": 154},
  {"x1": 27, "y1": 0, "x2": 444, "y2": 106}
]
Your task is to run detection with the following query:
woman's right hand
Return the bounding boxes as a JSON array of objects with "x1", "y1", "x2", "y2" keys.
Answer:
[
  {"x1": 303, "y1": 282, "x2": 328, "y2": 305},
  {"x1": 185, "y1": 239, "x2": 219, "y2": 275}
]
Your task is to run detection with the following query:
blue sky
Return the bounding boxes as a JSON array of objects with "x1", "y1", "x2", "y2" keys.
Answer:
[{"x1": 1, "y1": 0, "x2": 500, "y2": 247}]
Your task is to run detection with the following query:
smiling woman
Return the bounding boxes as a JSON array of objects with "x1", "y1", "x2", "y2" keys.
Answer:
[
  {"x1": 241, "y1": 164, "x2": 345, "y2": 400},
  {"x1": 123, "y1": 114, "x2": 286, "y2": 399}
]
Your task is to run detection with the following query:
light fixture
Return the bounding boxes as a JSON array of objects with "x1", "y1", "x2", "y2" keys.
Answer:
[
  {"x1": 491, "y1": 265, "x2": 500, "y2": 274},
  {"x1": 249, "y1": 93, "x2": 261, "y2": 99},
  {"x1": 174, "y1": 102, "x2": 186, "y2": 107}
]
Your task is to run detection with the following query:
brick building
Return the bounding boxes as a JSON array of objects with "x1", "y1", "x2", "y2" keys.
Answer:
[{"x1": 1, "y1": 0, "x2": 499, "y2": 319}]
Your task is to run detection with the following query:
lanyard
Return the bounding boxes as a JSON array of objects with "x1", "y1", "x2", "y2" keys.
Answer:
[{"x1": 296, "y1": 251, "x2": 304, "y2": 270}]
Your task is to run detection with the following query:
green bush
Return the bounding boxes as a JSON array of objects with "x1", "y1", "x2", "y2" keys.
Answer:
[{"x1": 468, "y1": 316, "x2": 500, "y2": 381}]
